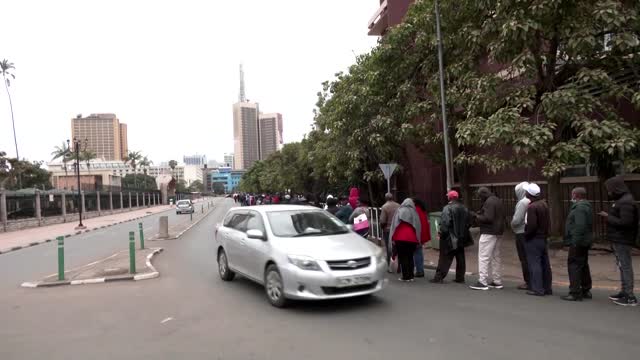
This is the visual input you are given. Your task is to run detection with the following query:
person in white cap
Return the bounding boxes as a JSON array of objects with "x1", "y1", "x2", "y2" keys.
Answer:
[
  {"x1": 523, "y1": 182, "x2": 553, "y2": 297},
  {"x1": 510, "y1": 182, "x2": 531, "y2": 290}
]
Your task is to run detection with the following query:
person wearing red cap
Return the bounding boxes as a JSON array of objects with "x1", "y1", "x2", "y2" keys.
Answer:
[{"x1": 431, "y1": 190, "x2": 472, "y2": 284}]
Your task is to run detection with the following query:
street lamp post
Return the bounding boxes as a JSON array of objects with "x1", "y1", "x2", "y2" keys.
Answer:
[
  {"x1": 68, "y1": 138, "x2": 87, "y2": 230},
  {"x1": 435, "y1": 0, "x2": 454, "y2": 191}
]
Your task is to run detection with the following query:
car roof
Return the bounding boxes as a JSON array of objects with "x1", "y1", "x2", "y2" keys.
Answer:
[{"x1": 227, "y1": 205, "x2": 322, "y2": 214}]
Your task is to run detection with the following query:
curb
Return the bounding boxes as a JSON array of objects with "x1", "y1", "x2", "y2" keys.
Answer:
[
  {"x1": 0, "y1": 206, "x2": 174, "y2": 256},
  {"x1": 20, "y1": 248, "x2": 164, "y2": 288}
]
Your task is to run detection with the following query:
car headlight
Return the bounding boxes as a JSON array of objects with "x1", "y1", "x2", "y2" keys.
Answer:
[
  {"x1": 375, "y1": 248, "x2": 385, "y2": 264},
  {"x1": 288, "y1": 255, "x2": 322, "y2": 271}
]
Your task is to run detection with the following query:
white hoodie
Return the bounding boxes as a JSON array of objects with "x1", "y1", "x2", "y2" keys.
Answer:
[{"x1": 510, "y1": 182, "x2": 531, "y2": 234}]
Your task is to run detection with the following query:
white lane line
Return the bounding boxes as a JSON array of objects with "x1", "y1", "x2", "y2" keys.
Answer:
[{"x1": 160, "y1": 317, "x2": 173, "y2": 324}]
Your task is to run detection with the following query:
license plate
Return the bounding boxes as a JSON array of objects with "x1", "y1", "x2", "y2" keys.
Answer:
[{"x1": 337, "y1": 276, "x2": 371, "y2": 287}]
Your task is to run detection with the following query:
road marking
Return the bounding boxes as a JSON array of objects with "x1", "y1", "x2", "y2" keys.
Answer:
[{"x1": 160, "y1": 317, "x2": 173, "y2": 324}]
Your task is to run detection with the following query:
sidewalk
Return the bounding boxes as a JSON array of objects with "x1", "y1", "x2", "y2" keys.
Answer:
[
  {"x1": 0, "y1": 205, "x2": 171, "y2": 254},
  {"x1": 422, "y1": 230, "x2": 640, "y2": 290}
]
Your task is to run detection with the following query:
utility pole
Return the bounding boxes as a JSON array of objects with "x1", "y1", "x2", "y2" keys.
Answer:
[{"x1": 435, "y1": 0, "x2": 454, "y2": 191}]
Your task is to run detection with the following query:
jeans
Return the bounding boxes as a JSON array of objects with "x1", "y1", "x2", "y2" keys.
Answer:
[
  {"x1": 524, "y1": 236, "x2": 553, "y2": 295},
  {"x1": 515, "y1": 233, "x2": 530, "y2": 286},
  {"x1": 396, "y1": 241, "x2": 418, "y2": 280},
  {"x1": 568, "y1": 245, "x2": 592, "y2": 297},
  {"x1": 612, "y1": 243, "x2": 635, "y2": 296},
  {"x1": 478, "y1": 234, "x2": 502, "y2": 285},
  {"x1": 435, "y1": 246, "x2": 466, "y2": 282},
  {"x1": 383, "y1": 230, "x2": 391, "y2": 265},
  {"x1": 414, "y1": 245, "x2": 425, "y2": 275}
]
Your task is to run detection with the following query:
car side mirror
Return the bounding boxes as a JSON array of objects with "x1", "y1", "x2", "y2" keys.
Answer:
[{"x1": 246, "y1": 229, "x2": 266, "y2": 240}]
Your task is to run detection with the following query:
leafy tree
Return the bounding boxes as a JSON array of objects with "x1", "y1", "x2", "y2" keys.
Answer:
[
  {"x1": 212, "y1": 182, "x2": 225, "y2": 195},
  {"x1": 1, "y1": 59, "x2": 18, "y2": 160},
  {"x1": 122, "y1": 174, "x2": 157, "y2": 191},
  {"x1": 139, "y1": 156, "x2": 152, "y2": 188},
  {"x1": 188, "y1": 179, "x2": 204, "y2": 193},
  {"x1": 168, "y1": 160, "x2": 178, "y2": 176},
  {"x1": 124, "y1": 151, "x2": 143, "y2": 187},
  {"x1": 80, "y1": 149, "x2": 97, "y2": 174},
  {"x1": 175, "y1": 179, "x2": 188, "y2": 193},
  {"x1": 0, "y1": 157, "x2": 51, "y2": 190}
]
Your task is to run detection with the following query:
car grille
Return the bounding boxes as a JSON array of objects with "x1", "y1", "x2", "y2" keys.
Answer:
[
  {"x1": 322, "y1": 282, "x2": 378, "y2": 295},
  {"x1": 326, "y1": 257, "x2": 371, "y2": 271}
]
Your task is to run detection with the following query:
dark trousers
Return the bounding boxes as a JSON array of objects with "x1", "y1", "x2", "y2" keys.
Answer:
[
  {"x1": 383, "y1": 230, "x2": 391, "y2": 264},
  {"x1": 524, "y1": 236, "x2": 553, "y2": 295},
  {"x1": 568, "y1": 245, "x2": 592, "y2": 297},
  {"x1": 396, "y1": 241, "x2": 418, "y2": 280},
  {"x1": 435, "y1": 246, "x2": 465, "y2": 282},
  {"x1": 515, "y1": 233, "x2": 530, "y2": 285},
  {"x1": 612, "y1": 243, "x2": 635, "y2": 296}
]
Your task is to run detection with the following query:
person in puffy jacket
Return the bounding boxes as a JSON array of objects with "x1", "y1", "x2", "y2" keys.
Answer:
[
  {"x1": 412, "y1": 198, "x2": 431, "y2": 277},
  {"x1": 469, "y1": 187, "x2": 505, "y2": 291},
  {"x1": 431, "y1": 190, "x2": 471, "y2": 284},
  {"x1": 599, "y1": 176, "x2": 638, "y2": 306},
  {"x1": 562, "y1": 187, "x2": 593, "y2": 301},
  {"x1": 390, "y1": 199, "x2": 421, "y2": 282},
  {"x1": 524, "y1": 183, "x2": 552, "y2": 297}
]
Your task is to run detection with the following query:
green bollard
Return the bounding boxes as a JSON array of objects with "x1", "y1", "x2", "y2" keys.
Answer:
[
  {"x1": 129, "y1": 231, "x2": 136, "y2": 274},
  {"x1": 138, "y1": 222, "x2": 145, "y2": 249},
  {"x1": 57, "y1": 236, "x2": 65, "y2": 281}
]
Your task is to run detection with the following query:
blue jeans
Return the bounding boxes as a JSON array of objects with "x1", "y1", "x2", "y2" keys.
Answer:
[
  {"x1": 414, "y1": 245, "x2": 424, "y2": 275},
  {"x1": 524, "y1": 236, "x2": 552, "y2": 295}
]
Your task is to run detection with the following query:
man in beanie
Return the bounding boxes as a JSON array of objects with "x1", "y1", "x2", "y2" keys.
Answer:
[
  {"x1": 523, "y1": 183, "x2": 553, "y2": 296},
  {"x1": 469, "y1": 187, "x2": 505, "y2": 291},
  {"x1": 431, "y1": 190, "x2": 472, "y2": 284}
]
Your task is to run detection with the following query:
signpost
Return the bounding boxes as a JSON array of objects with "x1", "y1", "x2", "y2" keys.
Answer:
[{"x1": 379, "y1": 163, "x2": 398, "y2": 194}]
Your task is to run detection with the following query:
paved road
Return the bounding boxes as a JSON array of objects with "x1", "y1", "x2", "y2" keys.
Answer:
[
  {"x1": 0, "y1": 198, "x2": 221, "y2": 292},
  {"x1": 1, "y1": 198, "x2": 639, "y2": 360}
]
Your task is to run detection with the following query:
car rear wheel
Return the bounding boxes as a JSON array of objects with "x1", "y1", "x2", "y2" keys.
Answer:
[
  {"x1": 217, "y1": 249, "x2": 235, "y2": 281},
  {"x1": 265, "y1": 265, "x2": 288, "y2": 308}
]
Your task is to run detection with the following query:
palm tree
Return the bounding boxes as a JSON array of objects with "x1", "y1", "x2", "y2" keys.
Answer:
[
  {"x1": 139, "y1": 156, "x2": 152, "y2": 188},
  {"x1": 51, "y1": 142, "x2": 72, "y2": 176},
  {"x1": 1, "y1": 60, "x2": 17, "y2": 160},
  {"x1": 81, "y1": 149, "x2": 97, "y2": 174},
  {"x1": 124, "y1": 150, "x2": 142, "y2": 187},
  {"x1": 168, "y1": 160, "x2": 178, "y2": 178}
]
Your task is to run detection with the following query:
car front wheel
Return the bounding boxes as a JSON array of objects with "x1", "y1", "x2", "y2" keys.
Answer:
[
  {"x1": 265, "y1": 264, "x2": 288, "y2": 308},
  {"x1": 217, "y1": 249, "x2": 235, "y2": 281}
]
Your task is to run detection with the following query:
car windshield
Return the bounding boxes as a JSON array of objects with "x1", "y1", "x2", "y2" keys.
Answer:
[
  {"x1": 177, "y1": 201, "x2": 190, "y2": 206},
  {"x1": 266, "y1": 210, "x2": 348, "y2": 238}
]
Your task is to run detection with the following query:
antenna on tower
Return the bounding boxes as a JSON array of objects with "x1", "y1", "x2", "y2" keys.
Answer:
[{"x1": 239, "y1": 64, "x2": 246, "y2": 102}]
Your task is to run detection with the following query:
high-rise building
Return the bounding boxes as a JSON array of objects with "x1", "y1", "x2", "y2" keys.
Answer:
[
  {"x1": 233, "y1": 65, "x2": 261, "y2": 170},
  {"x1": 71, "y1": 113, "x2": 128, "y2": 161},
  {"x1": 223, "y1": 153, "x2": 234, "y2": 168},
  {"x1": 258, "y1": 113, "x2": 283, "y2": 160},
  {"x1": 183, "y1": 154, "x2": 207, "y2": 166}
]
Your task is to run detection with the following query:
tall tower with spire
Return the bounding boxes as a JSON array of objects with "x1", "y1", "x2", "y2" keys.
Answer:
[{"x1": 232, "y1": 64, "x2": 260, "y2": 170}]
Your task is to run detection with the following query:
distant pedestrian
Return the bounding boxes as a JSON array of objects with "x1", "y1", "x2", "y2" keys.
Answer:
[
  {"x1": 380, "y1": 193, "x2": 400, "y2": 271},
  {"x1": 562, "y1": 187, "x2": 593, "y2": 301},
  {"x1": 431, "y1": 190, "x2": 471, "y2": 284},
  {"x1": 282, "y1": 194, "x2": 291, "y2": 204},
  {"x1": 511, "y1": 182, "x2": 531, "y2": 290},
  {"x1": 349, "y1": 187, "x2": 359, "y2": 210},
  {"x1": 326, "y1": 196, "x2": 339, "y2": 216},
  {"x1": 469, "y1": 187, "x2": 505, "y2": 291},
  {"x1": 523, "y1": 183, "x2": 552, "y2": 297},
  {"x1": 599, "y1": 176, "x2": 638, "y2": 307},
  {"x1": 412, "y1": 198, "x2": 431, "y2": 277},
  {"x1": 390, "y1": 198, "x2": 421, "y2": 282},
  {"x1": 335, "y1": 196, "x2": 353, "y2": 224},
  {"x1": 349, "y1": 198, "x2": 371, "y2": 238}
]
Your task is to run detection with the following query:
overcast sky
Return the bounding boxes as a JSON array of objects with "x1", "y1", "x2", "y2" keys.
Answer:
[{"x1": 0, "y1": 0, "x2": 379, "y2": 164}]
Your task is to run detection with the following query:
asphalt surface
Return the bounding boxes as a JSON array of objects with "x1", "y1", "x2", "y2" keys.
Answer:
[{"x1": 1, "y1": 198, "x2": 639, "y2": 360}]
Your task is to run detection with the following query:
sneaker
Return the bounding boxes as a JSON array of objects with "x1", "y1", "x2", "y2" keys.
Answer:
[
  {"x1": 415, "y1": 273, "x2": 425, "y2": 278},
  {"x1": 609, "y1": 292, "x2": 625, "y2": 301},
  {"x1": 517, "y1": 283, "x2": 529, "y2": 290},
  {"x1": 561, "y1": 294, "x2": 582, "y2": 302},
  {"x1": 488, "y1": 282, "x2": 504, "y2": 289},
  {"x1": 582, "y1": 291, "x2": 592, "y2": 300},
  {"x1": 526, "y1": 290, "x2": 545, "y2": 297},
  {"x1": 613, "y1": 296, "x2": 638, "y2": 307},
  {"x1": 469, "y1": 281, "x2": 489, "y2": 291},
  {"x1": 429, "y1": 278, "x2": 444, "y2": 284},
  {"x1": 454, "y1": 279, "x2": 465, "y2": 284}
]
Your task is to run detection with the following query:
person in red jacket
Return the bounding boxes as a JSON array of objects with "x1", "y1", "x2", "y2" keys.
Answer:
[
  {"x1": 348, "y1": 187, "x2": 359, "y2": 210},
  {"x1": 390, "y1": 198, "x2": 422, "y2": 281},
  {"x1": 413, "y1": 198, "x2": 431, "y2": 277}
]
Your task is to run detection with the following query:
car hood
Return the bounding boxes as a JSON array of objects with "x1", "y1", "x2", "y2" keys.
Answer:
[{"x1": 274, "y1": 232, "x2": 378, "y2": 261}]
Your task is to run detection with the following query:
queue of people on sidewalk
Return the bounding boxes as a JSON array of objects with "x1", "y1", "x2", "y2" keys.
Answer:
[{"x1": 377, "y1": 175, "x2": 637, "y2": 307}]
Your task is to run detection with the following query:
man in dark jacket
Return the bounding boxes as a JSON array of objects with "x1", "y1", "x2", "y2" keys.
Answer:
[
  {"x1": 599, "y1": 176, "x2": 638, "y2": 306},
  {"x1": 431, "y1": 190, "x2": 471, "y2": 284},
  {"x1": 562, "y1": 187, "x2": 593, "y2": 301},
  {"x1": 335, "y1": 196, "x2": 353, "y2": 224},
  {"x1": 523, "y1": 183, "x2": 553, "y2": 297},
  {"x1": 470, "y1": 187, "x2": 505, "y2": 291},
  {"x1": 326, "y1": 196, "x2": 339, "y2": 216}
]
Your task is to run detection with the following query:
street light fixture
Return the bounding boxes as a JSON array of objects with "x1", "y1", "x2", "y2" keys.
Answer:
[{"x1": 67, "y1": 138, "x2": 88, "y2": 230}]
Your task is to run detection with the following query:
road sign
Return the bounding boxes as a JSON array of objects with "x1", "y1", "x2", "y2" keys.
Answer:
[
  {"x1": 379, "y1": 163, "x2": 398, "y2": 194},
  {"x1": 379, "y1": 163, "x2": 397, "y2": 179}
]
